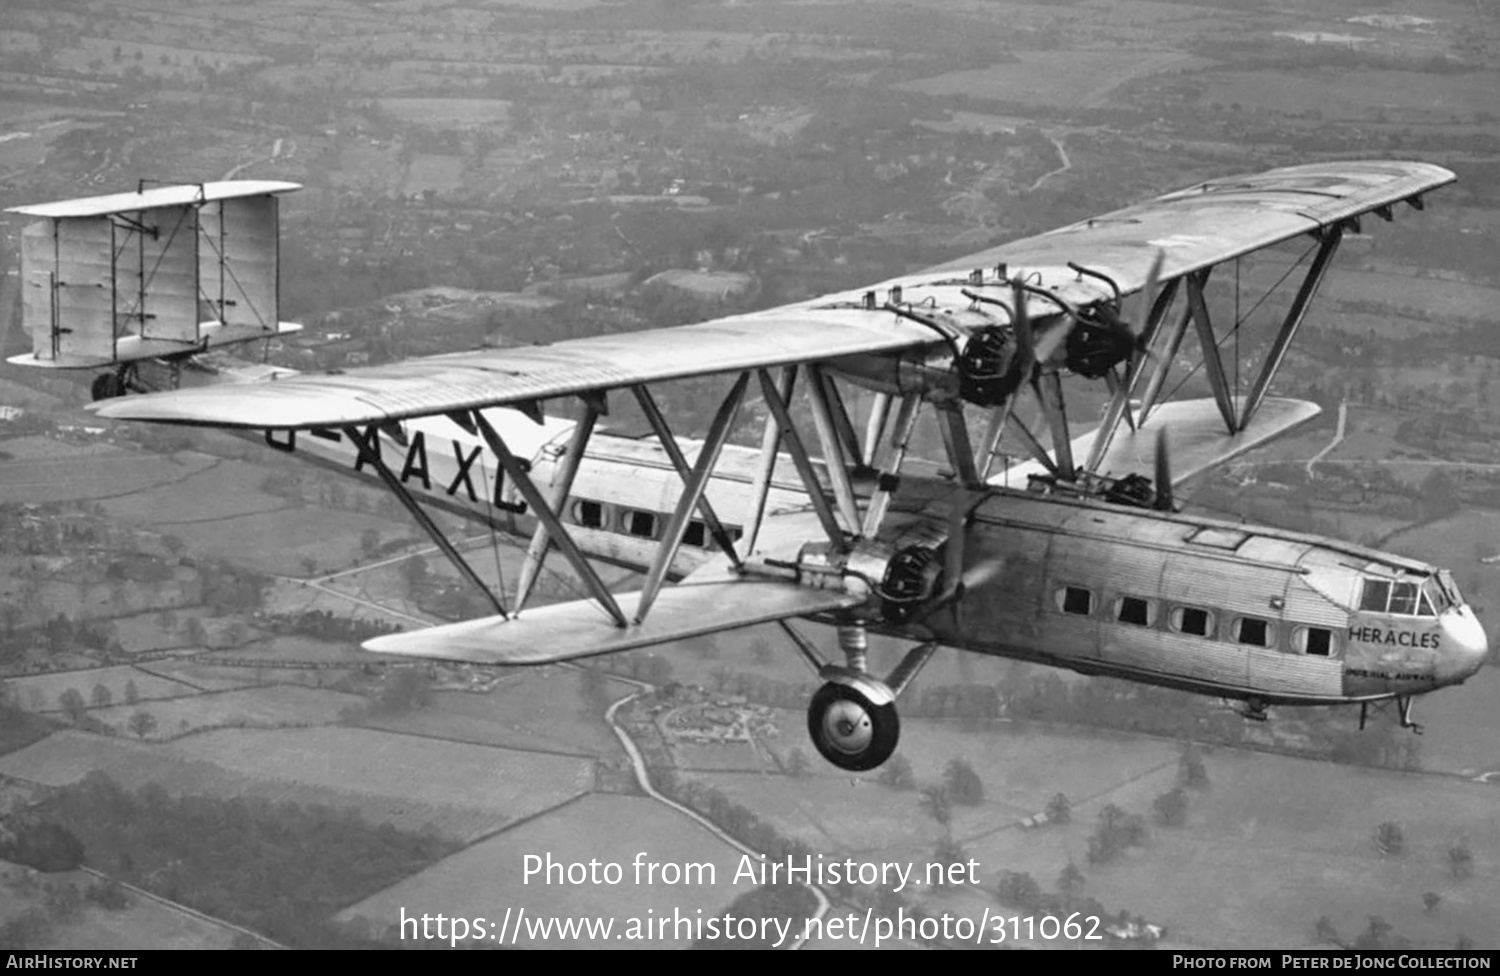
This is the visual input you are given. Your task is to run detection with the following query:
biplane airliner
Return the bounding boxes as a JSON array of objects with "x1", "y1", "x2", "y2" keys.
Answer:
[{"x1": 9, "y1": 161, "x2": 1487, "y2": 771}]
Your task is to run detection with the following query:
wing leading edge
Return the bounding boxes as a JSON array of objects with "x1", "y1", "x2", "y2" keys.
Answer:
[{"x1": 87, "y1": 161, "x2": 1451, "y2": 432}]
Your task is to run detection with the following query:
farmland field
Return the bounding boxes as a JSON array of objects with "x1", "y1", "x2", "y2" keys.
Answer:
[
  {"x1": 86, "y1": 684, "x2": 366, "y2": 739},
  {"x1": 362, "y1": 668, "x2": 627, "y2": 756},
  {"x1": 1188, "y1": 69, "x2": 1500, "y2": 122},
  {"x1": 0, "y1": 726, "x2": 590, "y2": 841},
  {"x1": 895, "y1": 50, "x2": 1212, "y2": 108},
  {"x1": 0, "y1": 861, "x2": 260, "y2": 950},
  {"x1": 167, "y1": 727, "x2": 595, "y2": 832},
  {"x1": 338, "y1": 793, "x2": 747, "y2": 948},
  {"x1": 138, "y1": 505, "x2": 411, "y2": 575},
  {"x1": 98, "y1": 456, "x2": 293, "y2": 525},
  {"x1": 0, "y1": 444, "x2": 218, "y2": 505},
  {"x1": 705, "y1": 713, "x2": 1180, "y2": 862},
  {"x1": 6, "y1": 665, "x2": 197, "y2": 712},
  {"x1": 1077, "y1": 749, "x2": 1500, "y2": 949}
]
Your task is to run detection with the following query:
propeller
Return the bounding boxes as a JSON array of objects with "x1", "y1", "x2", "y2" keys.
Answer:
[
  {"x1": 913, "y1": 490, "x2": 1006, "y2": 631},
  {"x1": 1152, "y1": 426, "x2": 1175, "y2": 512},
  {"x1": 1085, "y1": 250, "x2": 1165, "y2": 380}
]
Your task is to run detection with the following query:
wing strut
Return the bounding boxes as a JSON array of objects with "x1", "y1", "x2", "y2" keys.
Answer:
[
  {"x1": 805, "y1": 364, "x2": 863, "y2": 538},
  {"x1": 742, "y1": 365, "x2": 797, "y2": 555},
  {"x1": 1186, "y1": 269, "x2": 1238, "y2": 433},
  {"x1": 862, "y1": 391, "x2": 893, "y2": 470},
  {"x1": 633, "y1": 372, "x2": 748, "y2": 623},
  {"x1": 1084, "y1": 278, "x2": 1180, "y2": 474},
  {"x1": 342, "y1": 425, "x2": 508, "y2": 618},
  {"x1": 472, "y1": 409, "x2": 628, "y2": 627},
  {"x1": 861, "y1": 392, "x2": 921, "y2": 537},
  {"x1": 1034, "y1": 372, "x2": 1075, "y2": 480},
  {"x1": 757, "y1": 367, "x2": 847, "y2": 549},
  {"x1": 936, "y1": 402, "x2": 982, "y2": 487},
  {"x1": 631, "y1": 385, "x2": 744, "y2": 567},
  {"x1": 513, "y1": 397, "x2": 604, "y2": 612},
  {"x1": 1239, "y1": 227, "x2": 1343, "y2": 430},
  {"x1": 1137, "y1": 295, "x2": 1196, "y2": 425}
]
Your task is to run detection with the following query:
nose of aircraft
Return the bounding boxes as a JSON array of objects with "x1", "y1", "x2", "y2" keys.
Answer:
[{"x1": 1437, "y1": 606, "x2": 1489, "y2": 685}]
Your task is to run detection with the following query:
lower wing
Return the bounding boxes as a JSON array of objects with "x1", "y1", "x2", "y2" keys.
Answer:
[
  {"x1": 364, "y1": 558, "x2": 859, "y2": 664},
  {"x1": 995, "y1": 396, "x2": 1320, "y2": 487}
]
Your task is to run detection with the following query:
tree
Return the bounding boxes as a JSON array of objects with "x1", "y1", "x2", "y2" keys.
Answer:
[
  {"x1": 90, "y1": 684, "x2": 113, "y2": 708},
  {"x1": 1045, "y1": 792, "x2": 1071, "y2": 824},
  {"x1": 58, "y1": 688, "x2": 87, "y2": 726},
  {"x1": 1448, "y1": 843, "x2": 1473, "y2": 879},
  {"x1": 943, "y1": 758, "x2": 983, "y2": 805},
  {"x1": 1375, "y1": 821, "x2": 1404, "y2": 856},
  {"x1": 919, "y1": 786, "x2": 951, "y2": 829},
  {"x1": 127, "y1": 710, "x2": 157, "y2": 739},
  {"x1": 1178, "y1": 743, "x2": 1209, "y2": 789},
  {"x1": 783, "y1": 748, "x2": 810, "y2": 778},
  {"x1": 360, "y1": 528, "x2": 381, "y2": 557},
  {"x1": 994, "y1": 870, "x2": 1041, "y2": 910},
  {"x1": 877, "y1": 754, "x2": 916, "y2": 791},
  {"x1": 1354, "y1": 915, "x2": 1395, "y2": 950},
  {"x1": 1314, "y1": 915, "x2": 1342, "y2": 947},
  {"x1": 1422, "y1": 891, "x2": 1441, "y2": 915},
  {"x1": 1057, "y1": 860, "x2": 1084, "y2": 899},
  {"x1": 1152, "y1": 788, "x2": 1189, "y2": 827},
  {"x1": 183, "y1": 616, "x2": 208, "y2": 646},
  {"x1": 123, "y1": 679, "x2": 140, "y2": 706}
]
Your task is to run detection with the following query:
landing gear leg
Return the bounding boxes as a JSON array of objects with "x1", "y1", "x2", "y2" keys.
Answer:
[
  {"x1": 1396, "y1": 695, "x2": 1423, "y2": 735},
  {"x1": 803, "y1": 622, "x2": 939, "y2": 772}
]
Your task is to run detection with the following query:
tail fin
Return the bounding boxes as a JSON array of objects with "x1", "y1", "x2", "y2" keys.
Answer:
[{"x1": 6, "y1": 181, "x2": 303, "y2": 370}]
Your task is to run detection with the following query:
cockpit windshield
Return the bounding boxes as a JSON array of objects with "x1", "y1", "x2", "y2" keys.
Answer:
[
  {"x1": 1436, "y1": 571, "x2": 1463, "y2": 608},
  {"x1": 1360, "y1": 576, "x2": 1441, "y2": 617}
]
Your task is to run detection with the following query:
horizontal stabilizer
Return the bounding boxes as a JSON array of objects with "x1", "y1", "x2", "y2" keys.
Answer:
[
  {"x1": 995, "y1": 396, "x2": 1321, "y2": 488},
  {"x1": 363, "y1": 562, "x2": 861, "y2": 665},
  {"x1": 6, "y1": 320, "x2": 304, "y2": 370},
  {"x1": 8, "y1": 181, "x2": 300, "y2": 369}
]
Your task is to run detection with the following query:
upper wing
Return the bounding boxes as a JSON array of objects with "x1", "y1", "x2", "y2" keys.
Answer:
[
  {"x1": 91, "y1": 160, "x2": 1452, "y2": 430},
  {"x1": 923, "y1": 159, "x2": 1454, "y2": 306}
]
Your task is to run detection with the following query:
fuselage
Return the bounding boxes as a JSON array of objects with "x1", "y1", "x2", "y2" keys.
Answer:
[{"x1": 147, "y1": 352, "x2": 1490, "y2": 706}]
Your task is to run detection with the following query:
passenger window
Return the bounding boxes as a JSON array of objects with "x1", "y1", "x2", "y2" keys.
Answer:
[
  {"x1": 1301, "y1": 627, "x2": 1334, "y2": 657},
  {"x1": 1058, "y1": 586, "x2": 1093, "y2": 616},
  {"x1": 684, "y1": 520, "x2": 708, "y2": 548},
  {"x1": 1359, "y1": 579, "x2": 1390, "y2": 613},
  {"x1": 573, "y1": 500, "x2": 605, "y2": 529},
  {"x1": 1116, "y1": 596, "x2": 1152, "y2": 626},
  {"x1": 1171, "y1": 606, "x2": 1213, "y2": 637},
  {"x1": 625, "y1": 510, "x2": 658, "y2": 539},
  {"x1": 1235, "y1": 617, "x2": 1272, "y2": 647}
]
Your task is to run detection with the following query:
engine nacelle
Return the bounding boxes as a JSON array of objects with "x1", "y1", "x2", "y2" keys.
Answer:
[{"x1": 787, "y1": 539, "x2": 944, "y2": 624}]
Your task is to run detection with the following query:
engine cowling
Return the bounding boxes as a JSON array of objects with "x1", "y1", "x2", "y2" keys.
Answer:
[{"x1": 785, "y1": 540, "x2": 944, "y2": 625}]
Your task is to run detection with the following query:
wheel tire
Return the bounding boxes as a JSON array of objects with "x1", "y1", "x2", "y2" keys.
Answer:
[
  {"x1": 91, "y1": 373, "x2": 126, "y2": 401},
  {"x1": 807, "y1": 680, "x2": 900, "y2": 772}
]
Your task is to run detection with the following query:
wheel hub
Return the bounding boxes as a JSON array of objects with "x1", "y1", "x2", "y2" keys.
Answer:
[{"x1": 822, "y1": 698, "x2": 873, "y2": 754}]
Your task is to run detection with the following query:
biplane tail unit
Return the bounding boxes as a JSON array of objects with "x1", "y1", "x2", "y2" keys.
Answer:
[
  {"x1": 70, "y1": 160, "x2": 1487, "y2": 771},
  {"x1": 7, "y1": 180, "x2": 303, "y2": 399}
]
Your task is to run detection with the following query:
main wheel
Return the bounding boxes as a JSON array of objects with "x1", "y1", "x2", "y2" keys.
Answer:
[{"x1": 807, "y1": 680, "x2": 900, "y2": 771}]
